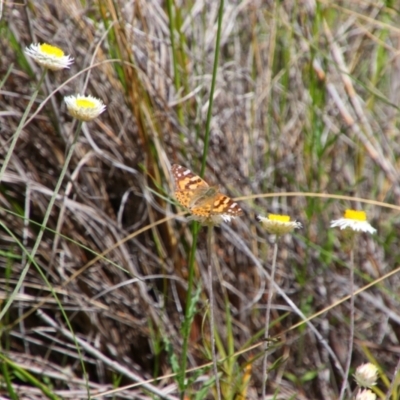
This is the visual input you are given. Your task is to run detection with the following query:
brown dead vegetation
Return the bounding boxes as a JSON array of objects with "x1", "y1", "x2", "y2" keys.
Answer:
[{"x1": 1, "y1": 1, "x2": 400, "y2": 399}]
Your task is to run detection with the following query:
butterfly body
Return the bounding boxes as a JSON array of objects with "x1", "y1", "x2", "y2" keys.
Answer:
[{"x1": 172, "y1": 164, "x2": 243, "y2": 220}]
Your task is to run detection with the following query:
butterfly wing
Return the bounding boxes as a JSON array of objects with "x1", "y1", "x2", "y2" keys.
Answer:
[
  {"x1": 171, "y1": 164, "x2": 243, "y2": 218},
  {"x1": 191, "y1": 193, "x2": 243, "y2": 217},
  {"x1": 172, "y1": 164, "x2": 209, "y2": 209}
]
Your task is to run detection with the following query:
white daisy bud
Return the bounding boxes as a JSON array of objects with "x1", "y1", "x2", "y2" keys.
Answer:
[{"x1": 354, "y1": 362, "x2": 378, "y2": 388}]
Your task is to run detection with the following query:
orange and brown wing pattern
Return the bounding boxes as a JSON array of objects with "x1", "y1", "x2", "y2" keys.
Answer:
[
  {"x1": 171, "y1": 164, "x2": 243, "y2": 218},
  {"x1": 194, "y1": 192, "x2": 243, "y2": 217},
  {"x1": 172, "y1": 164, "x2": 209, "y2": 209}
]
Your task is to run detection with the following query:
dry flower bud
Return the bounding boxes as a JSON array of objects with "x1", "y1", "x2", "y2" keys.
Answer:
[{"x1": 354, "y1": 363, "x2": 378, "y2": 388}]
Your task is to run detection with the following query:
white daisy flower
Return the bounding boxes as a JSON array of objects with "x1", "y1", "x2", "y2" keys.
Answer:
[
  {"x1": 355, "y1": 389, "x2": 376, "y2": 400},
  {"x1": 64, "y1": 94, "x2": 106, "y2": 121},
  {"x1": 354, "y1": 363, "x2": 378, "y2": 388},
  {"x1": 25, "y1": 43, "x2": 74, "y2": 71},
  {"x1": 256, "y1": 214, "x2": 302, "y2": 236},
  {"x1": 330, "y1": 210, "x2": 376, "y2": 234}
]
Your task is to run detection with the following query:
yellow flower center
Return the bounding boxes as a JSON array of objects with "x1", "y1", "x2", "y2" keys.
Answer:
[
  {"x1": 39, "y1": 43, "x2": 65, "y2": 58},
  {"x1": 76, "y1": 99, "x2": 96, "y2": 109},
  {"x1": 344, "y1": 209, "x2": 367, "y2": 221},
  {"x1": 268, "y1": 214, "x2": 291, "y2": 222}
]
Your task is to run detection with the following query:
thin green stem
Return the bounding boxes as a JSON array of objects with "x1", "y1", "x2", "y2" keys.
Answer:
[
  {"x1": 178, "y1": 1, "x2": 224, "y2": 395},
  {"x1": 0, "y1": 69, "x2": 47, "y2": 184},
  {"x1": 207, "y1": 224, "x2": 221, "y2": 400},
  {"x1": 200, "y1": 0, "x2": 224, "y2": 176},
  {"x1": 261, "y1": 237, "x2": 279, "y2": 400},
  {"x1": 0, "y1": 63, "x2": 14, "y2": 91},
  {"x1": 179, "y1": 221, "x2": 200, "y2": 398},
  {"x1": 339, "y1": 247, "x2": 355, "y2": 400},
  {"x1": 0, "y1": 352, "x2": 60, "y2": 400},
  {"x1": 166, "y1": 0, "x2": 183, "y2": 124},
  {"x1": 385, "y1": 356, "x2": 400, "y2": 400}
]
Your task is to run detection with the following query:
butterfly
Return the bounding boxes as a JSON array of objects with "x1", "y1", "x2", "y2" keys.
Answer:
[{"x1": 171, "y1": 164, "x2": 243, "y2": 222}]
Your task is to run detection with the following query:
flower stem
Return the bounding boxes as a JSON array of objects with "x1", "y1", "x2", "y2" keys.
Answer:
[
  {"x1": 385, "y1": 355, "x2": 400, "y2": 400},
  {"x1": 261, "y1": 236, "x2": 279, "y2": 400},
  {"x1": 200, "y1": 0, "x2": 224, "y2": 176},
  {"x1": 178, "y1": 222, "x2": 199, "y2": 398},
  {"x1": 339, "y1": 247, "x2": 355, "y2": 400}
]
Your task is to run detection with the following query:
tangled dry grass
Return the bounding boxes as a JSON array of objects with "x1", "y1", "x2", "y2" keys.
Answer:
[{"x1": 1, "y1": 0, "x2": 400, "y2": 399}]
